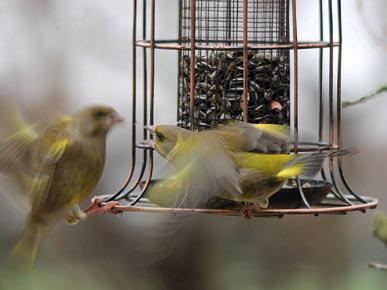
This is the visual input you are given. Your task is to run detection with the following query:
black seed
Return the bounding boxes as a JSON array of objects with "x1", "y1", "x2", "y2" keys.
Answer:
[{"x1": 179, "y1": 51, "x2": 290, "y2": 129}]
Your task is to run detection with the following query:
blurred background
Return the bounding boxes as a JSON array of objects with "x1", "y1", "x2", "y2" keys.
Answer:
[{"x1": 0, "y1": 0, "x2": 386, "y2": 289}]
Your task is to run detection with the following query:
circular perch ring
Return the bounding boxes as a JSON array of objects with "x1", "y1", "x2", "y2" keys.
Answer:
[{"x1": 109, "y1": 195, "x2": 378, "y2": 218}]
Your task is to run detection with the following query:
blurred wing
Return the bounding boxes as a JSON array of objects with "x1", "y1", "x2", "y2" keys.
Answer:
[
  {"x1": 0, "y1": 115, "x2": 72, "y2": 196},
  {"x1": 254, "y1": 123, "x2": 291, "y2": 153},
  {"x1": 162, "y1": 133, "x2": 242, "y2": 209},
  {"x1": 215, "y1": 120, "x2": 291, "y2": 153},
  {"x1": 27, "y1": 134, "x2": 72, "y2": 217},
  {"x1": 0, "y1": 97, "x2": 27, "y2": 138},
  {"x1": 254, "y1": 123, "x2": 290, "y2": 136},
  {"x1": 0, "y1": 115, "x2": 72, "y2": 172},
  {"x1": 0, "y1": 126, "x2": 40, "y2": 176},
  {"x1": 143, "y1": 134, "x2": 242, "y2": 262}
]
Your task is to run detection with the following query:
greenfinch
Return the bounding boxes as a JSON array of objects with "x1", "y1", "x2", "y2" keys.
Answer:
[
  {"x1": 144, "y1": 122, "x2": 352, "y2": 213},
  {"x1": 144, "y1": 120, "x2": 290, "y2": 161},
  {"x1": 369, "y1": 212, "x2": 387, "y2": 270},
  {"x1": 373, "y1": 212, "x2": 387, "y2": 246},
  {"x1": 0, "y1": 104, "x2": 123, "y2": 266}
]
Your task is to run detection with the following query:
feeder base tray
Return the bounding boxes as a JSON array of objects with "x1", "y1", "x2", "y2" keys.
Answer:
[
  {"x1": 140, "y1": 178, "x2": 331, "y2": 209},
  {"x1": 94, "y1": 179, "x2": 377, "y2": 218},
  {"x1": 112, "y1": 194, "x2": 378, "y2": 218}
]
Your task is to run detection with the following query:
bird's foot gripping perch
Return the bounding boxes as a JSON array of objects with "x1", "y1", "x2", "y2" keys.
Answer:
[
  {"x1": 84, "y1": 197, "x2": 122, "y2": 217},
  {"x1": 240, "y1": 204, "x2": 256, "y2": 219},
  {"x1": 240, "y1": 200, "x2": 269, "y2": 219}
]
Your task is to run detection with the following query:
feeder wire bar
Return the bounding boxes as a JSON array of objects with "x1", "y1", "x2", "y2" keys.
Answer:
[
  {"x1": 119, "y1": 0, "x2": 151, "y2": 202},
  {"x1": 335, "y1": 0, "x2": 367, "y2": 204},
  {"x1": 129, "y1": 0, "x2": 156, "y2": 206},
  {"x1": 291, "y1": 0, "x2": 310, "y2": 208},
  {"x1": 106, "y1": 0, "x2": 139, "y2": 202}
]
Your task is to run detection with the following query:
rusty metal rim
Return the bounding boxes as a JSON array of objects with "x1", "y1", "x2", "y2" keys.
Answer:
[
  {"x1": 135, "y1": 141, "x2": 339, "y2": 152},
  {"x1": 135, "y1": 40, "x2": 340, "y2": 51},
  {"x1": 113, "y1": 195, "x2": 378, "y2": 217}
]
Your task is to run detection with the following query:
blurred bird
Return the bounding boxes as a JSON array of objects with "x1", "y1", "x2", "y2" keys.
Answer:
[
  {"x1": 0, "y1": 102, "x2": 123, "y2": 265},
  {"x1": 144, "y1": 122, "x2": 353, "y2": 216},
  {"x1": 143, "y1": 121, "x2": 290, "y2": 208},
  {"x1": 369, "y1": 212, "x2": 387, "y2": 271},
  {"x1": 144, "y1": 120, "x2": 291, "y2": 161},
  {"x1": 373, "y1": 212, "x2": 387, "y2": 246}
]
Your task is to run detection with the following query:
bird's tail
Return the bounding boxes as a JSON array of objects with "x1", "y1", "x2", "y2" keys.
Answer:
[
  {"x1": 277, "y1": 149, "x2": 356, "y2": 180},
  {"x1": 10, "y1": 220, "x2": 44, "y2": 268}
]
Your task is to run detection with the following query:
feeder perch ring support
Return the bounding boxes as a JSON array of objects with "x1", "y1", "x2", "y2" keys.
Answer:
[{"x1": 91, "y1": 195, "x2": 378, "y2": 218}]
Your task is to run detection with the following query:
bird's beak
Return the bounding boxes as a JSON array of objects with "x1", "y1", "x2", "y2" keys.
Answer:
[
  {"x1": 110, "y1": 112, "x2": 125, "y2": 125},
  {"x1": 140, "y1": 126, "x2": 157, "y2": 149},
  {"x1": 144, "y1": 125, "x2": 156, "y2": 135},
  {"x1": 137, "y1": 139, "x2": 156, "y2": 149}
]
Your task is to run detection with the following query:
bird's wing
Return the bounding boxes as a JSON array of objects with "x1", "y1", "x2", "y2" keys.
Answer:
[
  {"x1": 144, "y1": 133, "x2": 243, "y2": 262},
  {"x1": 0, "y1": 97, "x2": 27, "y2": 138},
  {"x1": 254, "y1": 123, "x2": 290, "y2": 137},
  {"x1": 233, "y1": 151, "x2": 326, "y2": 180},
  {"x1": 254, "y1": 123, "x2": 291, "y2": 153},
  {"x1": 215, "y1": 120, "x2": 291, "y2": 153},
  {"x1": 232, "y1": 152, "x2": 292, "y2": 176},
  {"x1": 0, "y1": 115, "x2": 72, "y2": 174},
  {"x1": 150, "y1": 133, "x2": 242, "y2": 209},
  {"x1": 0, "y1": 115, "x2": 72, "y2": 197},
  {"x1": 27, "y1": 133, "x2": 72, "y2": 219},
  {"x1": 0, "y1": 125, "x2": 40, "y2": 176},
  {"x1": 142, "y1": 131, "x2": 246, "y2": 263}
]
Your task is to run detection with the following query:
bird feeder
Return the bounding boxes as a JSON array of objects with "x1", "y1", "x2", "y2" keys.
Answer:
[{"x1": 101, "y1": 0, "x2": 378, "y2": 217}]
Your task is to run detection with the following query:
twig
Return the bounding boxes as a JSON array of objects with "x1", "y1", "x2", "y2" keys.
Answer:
[
  {"x1": 369, "y1": 262, "x2": 387, "y2": 271},
  {"x1": 343, "y1": 83, "x2": 387, "y2": 108}
]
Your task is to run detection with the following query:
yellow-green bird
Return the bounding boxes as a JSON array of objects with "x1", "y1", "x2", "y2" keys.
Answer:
[
  {"x1": 144, "y1": 122, "x2": 351, "y2": 213},
  {"x1": 373, "y1": 212, "x2": 387, "y2": 246},
  {"x1": 146, "y1": 120, "x2": 290, "y2": 161},
  {"x1": 0, "y1": 104, "x2": 123, "y2": 266}
]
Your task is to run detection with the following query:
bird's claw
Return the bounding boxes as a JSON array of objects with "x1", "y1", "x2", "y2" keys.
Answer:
[
  {"x1": 240, "y1": 204, "x2": 256, "y2": 219},
  {"x1": 66, "y1": 205, "x2": 87, "y2": 225},
  {"x1": 84, "y1": 197, "x2": 122, "y2": 216},
  {"x1": 66, "y1": 215, "x2": 80, "y2": 225}
]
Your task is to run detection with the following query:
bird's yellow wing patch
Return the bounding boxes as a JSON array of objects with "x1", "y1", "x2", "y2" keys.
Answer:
[
  {"x1": 276, "y1": 163, "x2": 303, "y2": 180},
  {"x1": 254, "y1": 124, "x2": 290, "y2": 136},
  {"x1": 49, "y1": 138, "x2": 70, "y2": 161},
  {"x1": 276, "y1": 153, "x2": 327, "y2": 180},
  {"x1": 232, "y1": 152, "x2": 293, "y2": 175}
]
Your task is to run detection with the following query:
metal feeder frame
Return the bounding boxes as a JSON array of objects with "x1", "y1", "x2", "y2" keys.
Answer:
[{"x1": 103, "y1": 0, "x2": 378, "y2": 217}]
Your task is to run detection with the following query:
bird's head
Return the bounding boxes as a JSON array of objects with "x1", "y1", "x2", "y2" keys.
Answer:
[
  {"x1": 74, "y1": 105, "x2": 124, "y2": 138},
  {"x1": 145, "y1": 125, "x2": 191, "y2": 159}
]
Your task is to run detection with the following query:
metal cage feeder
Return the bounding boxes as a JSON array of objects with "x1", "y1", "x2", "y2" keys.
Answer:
[{"x1": 101, "y1": 0, "x2": 378, "y2": 218}]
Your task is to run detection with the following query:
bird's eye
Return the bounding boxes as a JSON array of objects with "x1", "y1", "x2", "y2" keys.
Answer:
[
  {"x1": 94, "y1": 111, "x2": 108, "y2": 118},
  {"x1": 156, "y1": 132, "x2": 164, "y2": 140}
]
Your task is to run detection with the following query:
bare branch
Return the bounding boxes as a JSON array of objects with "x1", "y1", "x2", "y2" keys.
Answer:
[{"x1": 343, "y1": 83, "x2": 387, "y2": 108}]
